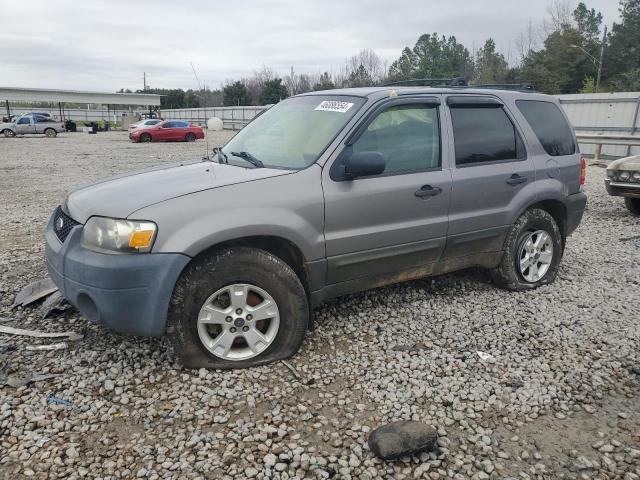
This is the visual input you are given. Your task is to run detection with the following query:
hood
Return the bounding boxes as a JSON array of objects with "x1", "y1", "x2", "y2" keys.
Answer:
[
  {"x1": 65, "y1": 159, "x2": 292, "y2": 223},
  {"x1": 607, "y1": 155, "x2": 640, "y2": 171}
]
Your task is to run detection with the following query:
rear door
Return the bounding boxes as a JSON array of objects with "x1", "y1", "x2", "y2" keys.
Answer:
[
  {"x1": 33, "y1": 115, "x2": 50, "y2": 133},
  {"x1": 322, "y1": 96, "x2": 452, "y2": 284},
  {"x1": 442, "y1": 95, "x2": 535, "y2": 260}
]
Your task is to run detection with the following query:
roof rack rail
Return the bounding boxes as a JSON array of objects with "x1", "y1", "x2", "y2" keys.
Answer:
[
  {"x1": 383, "y1": 77, "x2": 468, "y2": 87},
  {"x1": 472, "y1": 83, "x2": 536, "y2": 92}
]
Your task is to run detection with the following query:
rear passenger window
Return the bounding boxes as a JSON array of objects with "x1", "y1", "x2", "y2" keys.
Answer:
[
  {"x1": 516, "y1": 100, "x2": 575, "y2": 156},
  {"x1": 352, "y1": 104, "x2": 440, "y2": 174},
  {"x1": 450, "y1": 107, "x2": 525, "y2": 165}
]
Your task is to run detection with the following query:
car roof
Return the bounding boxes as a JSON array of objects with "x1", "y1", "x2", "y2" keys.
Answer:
[{"x1": 300, "y1": 86, "x2": 555, "y2": 103}]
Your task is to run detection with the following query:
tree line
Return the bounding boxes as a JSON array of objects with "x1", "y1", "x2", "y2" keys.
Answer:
[{"x1": 119, "y1": 0, "x2": 639, "y2": 108}]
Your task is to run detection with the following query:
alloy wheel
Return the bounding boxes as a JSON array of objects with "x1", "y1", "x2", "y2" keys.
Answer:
[{"x1": 197, "y1": 283, "x2": 280, "y2": 361}]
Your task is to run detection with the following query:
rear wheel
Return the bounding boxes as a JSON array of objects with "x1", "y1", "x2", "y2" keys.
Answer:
[
  {"x1": 624, "y1": 197, "x2": 640, "y2": 216},
  {"x1": 140, "y1": 132, "x2": 152, "y2": 143},
  {"x1": 491, "y1": 208, "x2": 563, "y2": 290},
  {"x1": 168, "y1": 247, "x2": 309, "y2": 369},
  {"x1": 2, "y1": 129, "x2": 16, "y2": 138},
  {"x1": 44, "y1": 128, "x2": 57, "y2": 138},
  {"x1": 185, "y1": 132, "x2": 196, "y2": 142}
]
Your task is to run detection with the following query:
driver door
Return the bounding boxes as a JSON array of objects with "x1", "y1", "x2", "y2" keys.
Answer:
[{"x1": 322, "y1": 96, "x2": 451, "y2": 284}]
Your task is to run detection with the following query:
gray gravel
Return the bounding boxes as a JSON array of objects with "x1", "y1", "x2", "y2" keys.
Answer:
[{"x1": 1, "y1": 131, "x2": 639, "y2": 479}]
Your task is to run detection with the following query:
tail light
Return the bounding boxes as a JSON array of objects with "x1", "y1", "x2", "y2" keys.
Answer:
[{"x1": 579, "y1": 157, "x2": 587, "y2": 185}]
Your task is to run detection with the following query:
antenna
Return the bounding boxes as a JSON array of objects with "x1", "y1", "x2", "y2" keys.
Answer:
[{"x1": 190, "y1": 61, "x2": 210, "y2": 159}]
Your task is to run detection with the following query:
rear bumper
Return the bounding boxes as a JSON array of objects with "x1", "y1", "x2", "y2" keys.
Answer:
[
  {"x1": 45, "y1": 212, "x2": 190, "y2": 336},
  {"x1": 566, "y1": 191, "x2": 587, "y2": 236}
]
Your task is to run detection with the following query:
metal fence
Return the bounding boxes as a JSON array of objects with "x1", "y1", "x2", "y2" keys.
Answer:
[
  {"x1": 160, "y1": 106, "x2": 268, "y2": 130},
  {"x1": 557, "y1": 92, "x2": 640, "y2": 159}
]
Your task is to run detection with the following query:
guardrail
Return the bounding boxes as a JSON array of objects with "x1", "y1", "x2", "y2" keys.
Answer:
[{"x1": 576, "y1": 134, "x2": 640, "y2": 162}]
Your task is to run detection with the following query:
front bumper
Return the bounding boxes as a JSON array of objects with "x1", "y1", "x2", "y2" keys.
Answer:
[
  {"x1": 605, "y1": 179, "x2": 640, "y2": 199},
  {"x1": 566, "y1": 191, "x2": 587, "y2": 236},
  {"x1": 45, "y1": 212, "x2": 190, "y2": 336}
]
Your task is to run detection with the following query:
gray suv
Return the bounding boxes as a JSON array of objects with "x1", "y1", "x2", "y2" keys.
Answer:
[{"x1": 45, "y1": 86, "x2": 587, "y2": 368}]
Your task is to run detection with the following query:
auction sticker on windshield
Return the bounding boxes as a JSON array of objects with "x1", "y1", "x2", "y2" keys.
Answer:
[{"x1": 315, "y1": 101, "x2": 354, "y2": 113}]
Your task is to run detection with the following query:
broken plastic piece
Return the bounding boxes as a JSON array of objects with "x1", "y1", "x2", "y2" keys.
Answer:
[
  {"x1": 47, "y1": 396, "x2": 73, "y2": 407},
  {"x1": 26, "y1": 342, "x2": 68, "y2": 351},
  {"x1": 476, "y1": 351, "x2": 496, "y2": 363},
  {"x1": 11, "y1": 278, "x2": 58, "y2": 309},
  {"x1": 40, "y1": 291, "x2": 73, "y2": 319},
  {"x1": 0, "y1": 325, "x2": 83, "y2": 341},
  {"x1": 3, "y1": 373, "x2": 59, "y2": 388}
]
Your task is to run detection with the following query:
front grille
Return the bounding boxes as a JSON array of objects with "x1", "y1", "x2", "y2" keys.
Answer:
[{"x1": 53, "y1": 206, "x2": 80, "y2": 243}]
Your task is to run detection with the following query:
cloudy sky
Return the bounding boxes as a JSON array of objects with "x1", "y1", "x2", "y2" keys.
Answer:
[{"x1": 1, "y1": 0, "x2": 620, "y2": 92}]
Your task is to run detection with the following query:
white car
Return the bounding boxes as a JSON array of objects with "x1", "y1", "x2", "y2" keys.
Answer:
[{"x1": 128, "y1": 119, "x2": 162, "y2": 134}]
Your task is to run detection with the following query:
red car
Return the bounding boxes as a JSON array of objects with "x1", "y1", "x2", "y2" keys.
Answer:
[{"x1": 130, "y1": 120, "x2": 204, "y2": 143}]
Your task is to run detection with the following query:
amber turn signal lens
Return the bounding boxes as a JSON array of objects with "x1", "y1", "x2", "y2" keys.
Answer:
[{"x1": 129, "y1": 230, "x2": 155, "y2": 248}]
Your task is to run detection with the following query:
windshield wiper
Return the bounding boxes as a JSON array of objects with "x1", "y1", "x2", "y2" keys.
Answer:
[{"x1": 230, "y1": 151, "x2": 264, "y2": 168}]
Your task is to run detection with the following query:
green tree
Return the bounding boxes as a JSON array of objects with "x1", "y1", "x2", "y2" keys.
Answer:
[
  {"x1": 473, "y1": 39, "x2": 509, "y2": 84},
  {"x1": 223, "y1": 81, "x2": 252, "y2": 106},
  {"x1": 573, "y1": 2, "x2": 603, "y2": 41},
  {"x1": 605, "y1": 0, "x2": 640, "y2": 85},
  {"x1": 313, "y1": 72, "x2": 335, "y2": 91},
  {"x1": 388, "y1": 33, "x2": 472, "y2": 81},
  {"x1": 259, "y1": 78, "x2": 288, "y2": 105}
]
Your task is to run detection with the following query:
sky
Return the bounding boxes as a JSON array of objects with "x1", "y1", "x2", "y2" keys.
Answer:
[{"x1": 0, "y1": 0, "x2": 621, "y2": 92}]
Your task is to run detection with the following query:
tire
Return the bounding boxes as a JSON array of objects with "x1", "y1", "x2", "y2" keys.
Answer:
[
  {"x1": 140, "y1": 132, "x2": 152, "y2": 143},
  {"x1": 624, "y1": 197, "x2": 640, "y2": 216},
  {"x1": 167, "y1": 247, "x2": 309, "y2": 369},
  {"x1": 185, "y1": 132, "x2": 196, "y2": 142},
  {"x1": 44, "y1": 128, "x2": 57, "y2": 138},
  {"x1": 2, "y1": 129, "x2": 16, "y2": 138},
  {"x1": 491, "y1": 208, "x2": 563, "y2": 291}
]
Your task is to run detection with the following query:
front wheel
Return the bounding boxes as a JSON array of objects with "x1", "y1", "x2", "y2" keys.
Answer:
[
  {"x1": 185, "y1": 132, "x2": 196, "y2": 142},
  {"x1": 491, "y1": 208, "x2": 563, "y2": 290},
  {"x1": 624, "y1": 197, "x2": 640, "y2": 216},
  {"x1": 44, "y1": 128, "x2": 57, "y2": 138},
  {"x1": 2, "y1": 129, "x2": 16, "y2": 138},
  {"x1": 167, "y1": 247, "x2": 309, "y2": 369},
  {"x1": 140, "y1": 132, "x2": 152, "y2": 142}
]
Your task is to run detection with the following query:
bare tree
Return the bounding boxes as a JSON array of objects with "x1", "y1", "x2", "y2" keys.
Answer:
[
  {"x1": 515, "y1": 18, "x2": 540, "y2": 64},
  {"x1": 543, "y1": 0, "x2": 573, "y2": 33}
]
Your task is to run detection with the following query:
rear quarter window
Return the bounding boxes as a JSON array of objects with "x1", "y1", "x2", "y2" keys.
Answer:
[{"x1": 516, "y1": 100, "x2": 575, "y2": 156}]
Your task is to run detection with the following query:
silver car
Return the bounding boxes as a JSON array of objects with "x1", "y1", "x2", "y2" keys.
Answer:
[
  {"x1": 46, "y1": 85, "x2": 587, "y2": 368},
  {"x1": 4, "y1": 113, "x2": 66, "y2": 137}
]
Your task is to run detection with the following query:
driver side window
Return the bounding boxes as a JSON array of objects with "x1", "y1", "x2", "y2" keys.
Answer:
[{"x1": 352, "y1": 104, "x2": 441, "y2": 175}]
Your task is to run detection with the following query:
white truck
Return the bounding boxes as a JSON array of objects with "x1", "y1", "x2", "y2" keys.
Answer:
[{"x1": 1, "y1": 113, "x2": 66, "y2": 138}]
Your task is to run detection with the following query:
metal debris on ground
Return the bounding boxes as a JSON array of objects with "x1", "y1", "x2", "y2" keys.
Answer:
[
  {"x1": 39, "y1": 290, "x2": 73, "y2": 319},
  {"x1": 0, "y1": 325, "x2": 83, "y2": 341},
  {"x1": 3, "y1": 373, "x2": 60, "y2": 388},
  {"x1": 26, "y1": 342, "x2": 68, "y2": 351},
  {"x1": 281, "y1": 360, "x2": 302, "y2": 380},
  {"x1": 46, "y1": 396, "x2": 73, "y2": 407},
  {"x1": 11, "y1": 278, "x2": 58, "y2": 309}
]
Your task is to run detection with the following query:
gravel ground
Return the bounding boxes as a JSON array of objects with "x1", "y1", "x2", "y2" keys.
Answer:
[{"x1": 1, "y1": 131, "x2": 639, "y2": 480}]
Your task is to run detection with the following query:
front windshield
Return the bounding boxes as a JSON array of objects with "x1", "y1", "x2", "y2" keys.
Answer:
[{"x1": 222, "y1": 95, "x2": 366, "y2": 170}]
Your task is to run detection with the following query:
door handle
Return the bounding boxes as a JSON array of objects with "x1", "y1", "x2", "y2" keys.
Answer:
[
  {"x1": 506, "y1": 174, "x2": 527, "y2": 186},
  {"x1": 415, "y1": 185, "x2": 442, "y2": 198}
]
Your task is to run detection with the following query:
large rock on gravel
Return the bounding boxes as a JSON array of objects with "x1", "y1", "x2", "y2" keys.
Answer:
[{"x1": 368, "y1": 421, "x2": 437, "y2": 460}]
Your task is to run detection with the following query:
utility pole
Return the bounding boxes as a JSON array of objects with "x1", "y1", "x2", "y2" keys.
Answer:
[
  {"x1": 143, "y1": 72, "x2": 147, "y2": 92},
  {"x1": 595, "y1": 25, "x2": 606, "y2": 92}
]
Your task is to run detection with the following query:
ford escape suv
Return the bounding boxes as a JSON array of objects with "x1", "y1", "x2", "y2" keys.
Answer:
[{"x1": 46, "y1": 85, "x2": 587, "y2": 368}]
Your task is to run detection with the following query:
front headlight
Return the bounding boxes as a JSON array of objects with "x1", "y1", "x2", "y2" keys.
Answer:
[
  {"x1": 619, "y1": 171, "x2": 631, "y2": 182},
  {"x1": 81, "y1": 217, "x2": 157, "y2": 254}
]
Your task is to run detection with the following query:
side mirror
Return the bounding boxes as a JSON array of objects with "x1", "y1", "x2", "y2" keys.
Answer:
[{"x1": 343, "y1": 151, "x2": 386, "y2": 179}]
